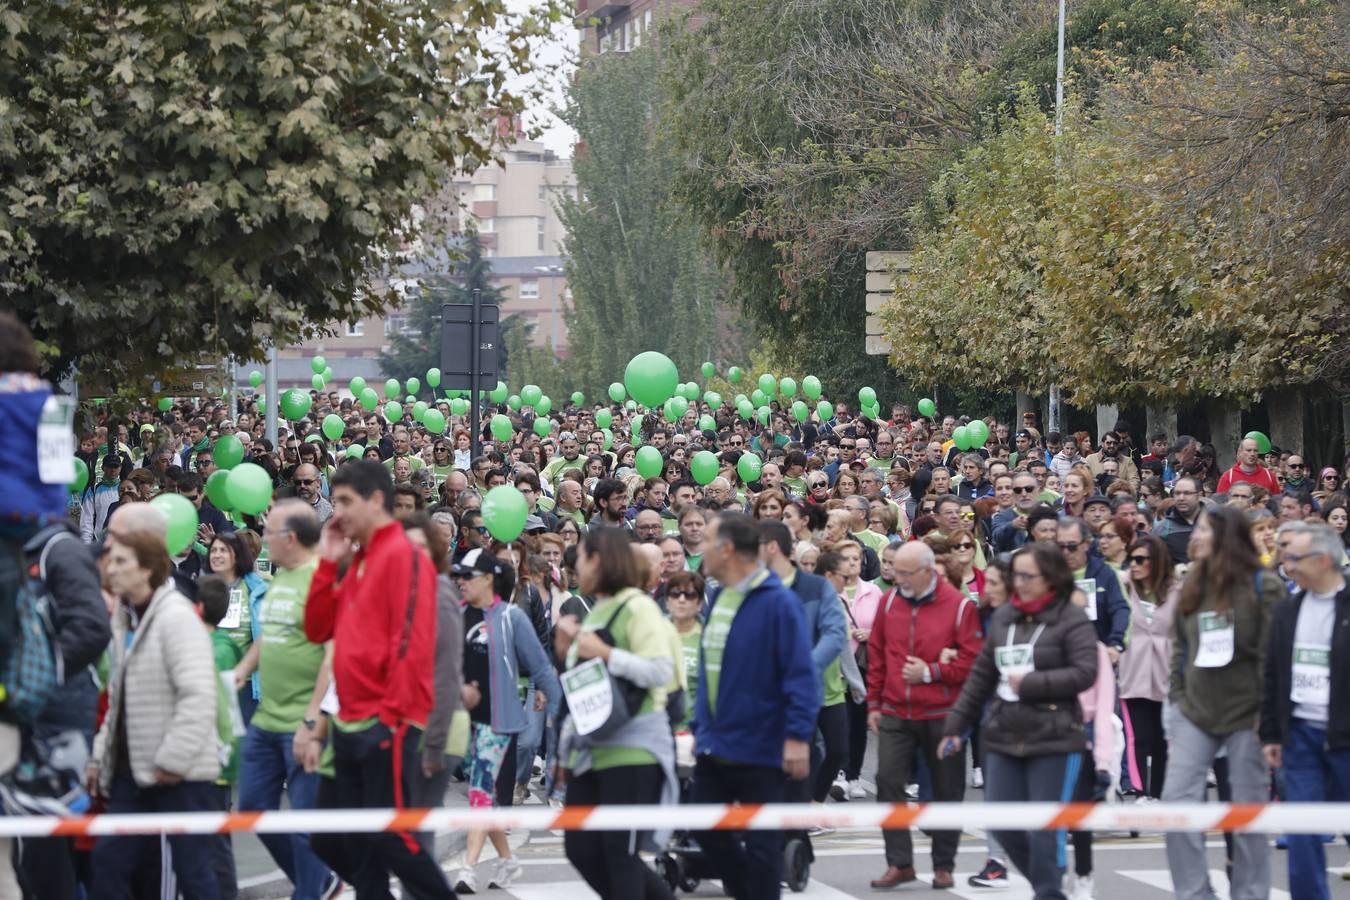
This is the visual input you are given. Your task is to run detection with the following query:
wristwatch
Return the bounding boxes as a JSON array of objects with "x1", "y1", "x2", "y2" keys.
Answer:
[{"x1": 302, "y1": 718, "x2": 318, "y2": 731}]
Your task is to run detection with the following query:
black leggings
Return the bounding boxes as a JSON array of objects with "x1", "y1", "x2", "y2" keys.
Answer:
[
  {"x1": 1122, "y1": 698, "x2": 1167, "y2": 799},
  {"x1": 812, "y1": 703, "x2": 851, "y2": 802},
  {"x1": 844, "y1": 693, "x2": 869, "y2": 781},
  {"x1": 1069, "y1": 750, "x2": 1096, "y2": 877},
  {"x1": 564, "y1": 763, "x2": 673, "y2": 900}
]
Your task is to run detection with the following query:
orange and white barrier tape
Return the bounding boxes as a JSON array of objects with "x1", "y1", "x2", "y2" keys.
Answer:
[{"x1": 2, "y1": 802, "x2": 1348, "y2": 837}]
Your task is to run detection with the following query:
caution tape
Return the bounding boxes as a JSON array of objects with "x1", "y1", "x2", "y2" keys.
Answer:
[{"x1": 1, "y1": 802, "x2": 1348, "y2": 837}]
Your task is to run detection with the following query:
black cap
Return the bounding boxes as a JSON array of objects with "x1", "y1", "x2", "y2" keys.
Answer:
[
  {"x1": 450, "y1": 548, "x2": 504, "y2": 578},
  {"x1": 1084, "y1": 494, "x2": 1111, "y2": 509}
]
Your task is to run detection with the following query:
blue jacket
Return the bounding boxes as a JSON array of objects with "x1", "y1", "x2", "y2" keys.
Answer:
[
  {"x1": 241, "y1": 571, "x2": 268, "y2": 700},
  {"x1": 481, "y1": 599, "x2": 561, "y2": 735},
  {"x1": 1080, "y1": 556, "x2": 1131, "y2": 650},
  {"x1": 783, "y1": 569, "x2": 849, "y2": 680},
  {"x1": 693, "y1": 569, "x2": 821, "y2": 769},
  {"x1": 0, "y1": 375, "x2": 67, "y2": 524}
]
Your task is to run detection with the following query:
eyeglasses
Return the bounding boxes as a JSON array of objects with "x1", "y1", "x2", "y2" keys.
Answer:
[
  {"x1": 1127, "y1": 555, "x2": 1151, "y2": 566},
  {"x1": 1013, "y1": 485, "x2": 1037, "y2": 494},
  {"x1": 840, "y1": 443, "x2": 856, "y2": 450},
  {"x1": 668, "y1": 590, "x2": 699, "y2": 600},
  {"x1": 1172, "y1": 489, "x2": 1198, "y2": 497},
  {"x1": 728, "y1": 439, "x2": 744, "y2": 447},
  {"x1": 954, "y1": 542, "x2": 975, "y2": 551},
  {"x1": 1282, "y1": 550, "x2": 1325, "y2": 563},
  {"x1": 293, "y1": 478, "x2": 318, "y2": 486},
  {"x1": 1011, "y1": 571, "x2": 1043, "y2": 582},
  {"x1": 1057, "y1": 541, "x2": 1082, "y2": 552},
  {"x1": 1288, "y1": 463, "x2": 1306, "y2": 470}
]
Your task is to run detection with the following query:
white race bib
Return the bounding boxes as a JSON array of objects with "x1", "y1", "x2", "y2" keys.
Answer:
[
  {"x1": 1290, "y1": 643, "x2": 1331, "y2": 708},
  {"x1": 1075, "y1": 579, "x2": 1098, "y2": 621},
  {"x1": 1194, "y1": 610, "x2": 1234, "y2": 668},
  {"x1": 220, "y1": 588, "x2": 243, "y2": 630},
  {"x1": 37, "y1": 395, "x2": 75, "y2": 485},
  {"x1": 560, "y1": 658, "x2": 614, "y2": 736},
  {"x1": 1138, "y1": 600, "x2": 1157, "y2": 625}
]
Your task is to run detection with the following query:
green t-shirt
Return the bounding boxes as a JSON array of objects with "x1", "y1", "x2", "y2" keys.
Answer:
[
  {"x1": 661, "y1": 515, "x2": 680, "y2": 535},
  {"x1": 383, "y1": 453, "x2": 426, "y2": 474},
  {"x1": 211, "y1": 631, "x2": 242, "y2": 784},
  {"x1": 251, "y1": 560, "x2": 325, "y2": 733},
  {"x1": 685, "y1": 552, "x2": 704, "y2": 572},
  {"x1": 853, "y1": 529, "x2": 888, "y2": 554},
  {"x1": 431, "y1": 463, "x2": 455, "y2": 486},
  {"x1": 676, "y1": 625, "x2": 702, "y2": 730},
  {"x1": 782, "y1": 475, "x2": 807, "y2": 498},
  {"x1": 872, "y1": 577, "x2": 893, "y2": 594},
  {"x1": 702, "y1": 570, "x2": 768, "y2": 717},
  {"x1": 220, "y1": 580, "x2": 253, "y2": 655}
]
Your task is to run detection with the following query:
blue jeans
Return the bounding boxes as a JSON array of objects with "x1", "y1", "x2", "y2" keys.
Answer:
[
  {"x1": 691, "y1": 757, "x2": 786, "y2": 900},
  {"x1": 237, "y1": 725, "x2": 332, "y2": 900},
  {"x1": 1282, "y1": 718, "x2": 1350, "y2": 900},
  {"x1": 515, "y1": 704, "x2": 546, "y2": 786}
]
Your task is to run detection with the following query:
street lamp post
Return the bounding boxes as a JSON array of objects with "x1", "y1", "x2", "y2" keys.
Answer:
[{"x1": 1047, "y1": 0, "x2": 1067, "y2": 435}]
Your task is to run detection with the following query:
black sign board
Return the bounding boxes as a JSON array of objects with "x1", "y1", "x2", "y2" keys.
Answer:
[{"x1": 439, "y1": 303, "x2": 499, "y2": 390}]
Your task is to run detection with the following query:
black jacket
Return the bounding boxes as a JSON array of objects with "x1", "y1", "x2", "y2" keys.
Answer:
[{"x1": 1260, "y1": 584, "x2": 1350, "y2": 750}]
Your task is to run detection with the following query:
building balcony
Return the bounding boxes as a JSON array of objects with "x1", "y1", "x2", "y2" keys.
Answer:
[{"x1": 587, "y1": 0, "x2": 630, "y2": 19}]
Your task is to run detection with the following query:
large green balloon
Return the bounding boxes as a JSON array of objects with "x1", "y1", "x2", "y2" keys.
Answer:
[
  {"x1": 70, "y1": 457, "x2": 88, "y2": 494},
  {"x1": 751, "y1": 389, "x2": 768, "y2": 408},
  {"x1": 758, "y1": 373, "x2": 777, "y2": 396},
  {"x1": 701, "y1": 361, "x2": 715, "y2": 378},
  {"x1": 491, "y1": 414, "x2": 514, "y2": 443},
  {"x1": 670, "y1": 396, "x2": 689, "y2": 419},
  {"x1": 802, "y1": 375, "x2": 822, "y2": 400},
  {"x1": 608, "y1": 382, "x2": 627, "y2": 403},
  {"x1": 483, "y1": 486, "x2": 528, "y2": 542},
  {"x1": 792, "y1": 400, "x2": 809, "y2": 423},
  {"x1": 423, "y1": 409, "x2": 447, "y2": 434},
  {"x1": 412, "y1": 400, "x2": 429, "y2": 422},
  {"x1": 490, "y1": 381, "x2": 509, "y2": 403},
  {"x1": 737, "y1": 399, "x2": 754, "y2": 420},
  {"x1": 681, "y1": 382, "x2": 701, "y2": 403},
  {"x1": 858, "y1": 386, "x2": 877, "y2": 407},
  {"x1": 450, "y1": 397, "x2": 469, "y2": 416},
  {"x1": 952, "y1": 425, "x2": 971, "y2": 451},
  {"x1": 311, "y1": 374, "x2": 325, "y2": 390},
  {"x1": 384, "y1": 378, "x2": 401, "y2": 399},
  {"x1": 205, "y1": 469, "x2": 233, "y2": 511},
  {"x1": 532, "y1": 417, "x2": 552, "y2": 437},
  {"x1": 968, "y1": 419, "x2": 990, "y2": 446},
  {"x1": 384, "y1": 401, "x2": 402, "y2": 422},
  {"x1": 571, "y1": 392, "x2": 585, "y2": 406},
  {"x1": 310, "y1": 356, "x2": 326, "y2": 375},
  {"x1": 595, "y1": 409, "x2": 613, "y2": 429},
  {"x1": 426, "y1": 367, "x2": 441, "y2": 388},
  {"x1": 704, "y1": 391, "x2": 722, "y2": 410},
  {"x1": 623, "y1": 351, "x2": 679, "y2": 408},
  {"x1": 1244, "y1": 430, "x2": 1272, "y2": 454},
  {"x1": 698, "y1": 414, "x2": 716, "y2": 432},
  {"x1": 280, "y1": 389, "x2": 311, "y2": 421},
  {"x1": 727, "y1": 367, "x2": 743, "y2": 383},
  {"x1": 225, "y1": 463, "x2": 273, "y2": 516},
  {"x1": 349, "y1": 377, "x2": 367, "y2": 395},
  {"x1": 508, "y1": 395, "x2": 522, "y2": 411},
  {"x1": 779, "y1": 377, "x2": 797, "y2": 398},
  {"x1": 635, "y1": 445, "x2": 664, "y2": 479},
  {"x1": 158, "y1": 397, "x2": 173, "y2": 412},
  {"x1": 214, "y1": 434, "x2": 245, "y2": 470},
  {"x1": 757, "y1": 405, "x2": 771, "y2": 426},
  {"x1": 360, "y1": 388, "x2": 379, "y2": 411},
  {"x1": 150, "y1": 494, "x2": 199, "y2": 556},
  {"x1": 249, "y1": 370, "x2": 263, "y2": 388},
  {"x1": 690, "y1": 450, "x2": 719, "y2": 485},
  {"x1": 535, "y1": 396, "x2": 552, "y2": 416},
  {"x1": 737, "y1": 452, "x2": 763, "y2": 484},
  {"x1": 917, "y1": 398, "x2": 936, "y2": 418},
  {"x1": 816, "y1": 400, "x2": 833, "y2": 421},
  {"x1": 521, "y1": 384, "x2": 542, "y2": 407},
  {"x1": 405, "y1": 377, "x2": 421, "y2": 396},
  {"x1": 322, "y1": 414, "x2": 345, "y2": 441}
]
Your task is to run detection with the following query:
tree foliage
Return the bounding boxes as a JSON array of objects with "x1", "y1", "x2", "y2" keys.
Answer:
[
  {"x1": 0, "y1": 0, "x2": 559, "y2": 380},
  {"x1": 557, "y1": 47, "x2": 726, "y2": 397}
]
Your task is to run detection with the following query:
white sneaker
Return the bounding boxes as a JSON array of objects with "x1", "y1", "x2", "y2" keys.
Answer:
[
  {"x1": 1133, "y1": 795, "x2": 1157, "y2": 806},
  {"x1": 512, "y1": 783, "x2": 529, "y2": 806},
  {"x1": 1071, "y1": 874, "x2": 1095, "y2": 899},
  {"x1": 905, "y1": 783, "x2": 919, "y2": 800},
  {"x1": 454, "y1": 867, "x2": 478, "y2": 894},
  {"x1": 1062, "y1": 873, "x2": 1076, "y2": 897},
  {"x1": 830, "y1": 775, "x2": 848, "y2": 801},
  {"x1": 969, "y1": 766, "x2": 984, "y2": 789},
  {"x1": 848, "y1": 779, "x2": 867, "y2": 799},
  {"x1": 489, "y1": 856, "x2": 523, "y2": 889}
]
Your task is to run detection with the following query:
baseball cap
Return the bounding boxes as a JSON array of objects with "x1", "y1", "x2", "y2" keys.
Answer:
[
  {"x1": 139, "y1": 423, "x2": 156, "y2": 434},
  {"x1": 1084, "y1": 494, "x2": 1110, "y2": 509},
  {"x1": 524, "y1": 514, "x2": 547, "y2": 534},
  {"x1": 450, "y1": 548, "x2": 504, "y2": 578}
]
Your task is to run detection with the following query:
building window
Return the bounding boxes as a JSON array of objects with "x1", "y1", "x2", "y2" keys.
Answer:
[
  {"x1": 472, "y1": 183, "x2": 496, "y2": 202},
  {"x1": 538, "y1": 184, "x2": 546, "y2": 202},
  {"x1": 520, "y1": 281, "x2": 540, "y2": 300},
  {"x1": 478, "y1": 217, "x2": 494, "y2": 234},
  {"x1": 644, "y1": 9, "x2": 653, "y2": 31},
  {"x1": 628, "y1": 19, "x2": 639, "y2": 48},
  {"x1": 537, "y1": 217, "x2": 546, "y2": 251},
  {"x1": 346, "y1": 321, "x2": 365, "y2": 337},
  {"x1": 386, "y1": 314, "x2": 417, "y2": 335}
]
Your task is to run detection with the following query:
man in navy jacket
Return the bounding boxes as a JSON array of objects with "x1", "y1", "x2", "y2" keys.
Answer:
[{"x1": 692, "y1": 512, "x2": 820, "y2": 900}]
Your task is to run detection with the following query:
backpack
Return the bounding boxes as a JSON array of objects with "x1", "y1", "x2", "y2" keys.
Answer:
[{"x1": 1, "y1": 527, "x2": 67, "y2": 724}]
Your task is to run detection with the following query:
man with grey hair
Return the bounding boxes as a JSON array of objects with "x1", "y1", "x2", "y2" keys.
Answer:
[
  {"x1": 289, "y1": 463, "x2": 333, "y2": 524},
  {"x1": 865, "y1": 541, "x2": 981, "y2": 890},
  {"x1": 955, "y1": 453, "x2": 992, "y2": 501},
  {"x1": 1057, "y1": 517, "x2": 1130, "y2": 662},
  {"x1": 1260, "y1": 519, "x2": 1350, "y2": 900},
  {"x1": 844, "y1": 495, "x2": 888, "y2": 555}
]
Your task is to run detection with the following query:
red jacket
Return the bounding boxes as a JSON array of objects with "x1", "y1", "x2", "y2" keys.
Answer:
[
  {"x1": 1216, "y1": 463, "x2": 1281, "y2": 496},
  {"x1": 866, "y1": 579, "x2": 982, "y2": 721},
  {"x1": 305, "y1": 520, "x2": 438, "y2": 727}
]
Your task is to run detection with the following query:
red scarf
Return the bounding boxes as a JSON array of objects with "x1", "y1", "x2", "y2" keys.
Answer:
[{"x1": 1011, "y1": 589, "x2": 1058, "y2": 616}]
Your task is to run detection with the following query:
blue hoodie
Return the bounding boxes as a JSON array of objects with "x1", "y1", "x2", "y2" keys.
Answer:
[
  {"x1": 478, "y1": 598, "x2": 561, "y2": 735},
  {"x1": 693, "y1": 569, "x2": 820, "y2": 769},
  {"x1": 0, "y1": 374, "x2": 67, "y2": 526}
]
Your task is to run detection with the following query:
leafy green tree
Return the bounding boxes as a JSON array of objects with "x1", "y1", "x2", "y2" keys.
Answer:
[
  {"x1": 0, "y1": 0, "x2": 558, "y2": 380},
  {"x1": 557, "y1": 47, "x2": 725, "y2": 398}
]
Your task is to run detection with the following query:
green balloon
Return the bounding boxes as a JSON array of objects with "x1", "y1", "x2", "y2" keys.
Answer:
[
  {"x1": 737, "y1": 400, "x2": 754, "y2": 420},
  {"x1": 255, "y1": 394, "x2": 266, "y2": 415},
  {"x1": 158, "y1": 397, "x2": 173, "y2": 412},
  {"x1": 968, "y1": 420, "x2": 990, "y2": 446},
  {"x1": 450, "y1": 397, "x2": 469, "y2": 416},
  {"x1": 757, "y1": 405, "x2": 771, "y2": 426},
  {"x1": 734, "y1": 394, "x2": 748, "y2": 406},
  {"x1": 426, "y1": 367, "x2": 441, "y2": 388},
  {"x1": 635, "y1": 445, "x2": 663, "y2": 479},
  {"x1": 624, "y1": 400, "x2": 637, "y2": 411},
  {"x1": 249, "y1": 370, "x2": 263, "y2": 388},
  {"x1": 630, "y1": 414, "x2": 645, "y2": 440},
  {"x1": 490, "y1": 381, "x2": 509, "y2": 403},
  {"x1": 727, "y1": 367, "x2": 743, "y2": 383},
  {"x1": 571, "y1": 392, "x2": 585, "y2": 406},
  {"x1": 608, "y1": 382, "x2": 627, "y2": 403},
  {"x1": 862, "y1": 402, "x2": 880, "y2": 421},
  {"x1": 360, "y1": 388, "x2": 379, "y2": 411},
  {"x1": 323, "y1": 366, "x2": 334, "y2": 382},
  {"x1": 384, "y1": 401, "x2": 402, "y2": 422},
  {"x1": 802, "y1": 375, "x2": 822, "y2": 400},
  {"x1": 758, "y1": 373, "x2": 777, "y2": 396},
  {"x1": 701, "y1": 361, "x2": 715, "y2": 378},
  {"x1": 214, "y1": 434, "x2": 244, "y2": 470},
  {"x1": 385, "y1": 378, "x2": 401, "y2": 399},
  {"x1": 601, "y1": 428, "x2": 614, "y2": 451},
  {"x1": 412, "y1": 400, "x2": 428, "y2": 422},
  {"x1": 751, "y1": 389, "x2": 768, "y2": 407},
  {"x1": 311, "y1": 373, "x2": 325, "y2": 390},
  {"x1": 322, "y1": 414, "x2": 345, "y2": 441},
  {"x1": 521, "y1": 384, "x2": 542, "y2": 407},
  {"x1": 817, "y1": 400, "x2": 833, "y2": 421},
  {"x1": 405, "y1": 377, "x2": 421, "y2": 396},
  {"x1": 698, "y1": 414, "x2": 716, "y2": 432},
  {"x1": 491, "y1": 414, "x2": 514, "y2": 443},
  {"x1": 682, "y1": 382, "x2": 701, "y2": 403},
  {"x1": 535, "y1": 396, "x2": 552, "y2": 416},
  {"x1": 792, "y1": 400, "x2": 809, "y2": 423},
  {"x1": 596, "y1": 409, "x2": 613, "y2": 429},
  {"x1": 150, "y1": 493, "x2": 199, "y2": 556},
  {"x1": 508, "y1": 395, "x2": 522, "y2": 411},
  {"x1": 704, "y1": 391, "x2": 722, "y2": 410},
  {"x1": 858, "y1": 386, "x2": 877, "y2": 407},
  {"x1": 345, "y1": 444, "x2": 364, "y2": 460},
  {"x1": 423, "y1": 409, "x2": 447, "y2": 434},
  {"x1": 690, "y1": 450, "x2": 719, "y2": 485},
  {"x1": 670, "y1": 396, "x2": 690, "y2": 419},
  {"x1": 280, "y1": 389, "x2": 311, "y2": 421},
  {"x1": 623, "y1": 351, "x2": 679, "y2": 408},
  {"x1": 311, "y1": 356, "x2": 326, "y2": 375},
  {"x1": 779, "y1": 377, "x2": 797, "y2": 398},
  {"x1": 1244, "y1": 430, "x2": 1272, "y2": 454},
  {"x1": 224, "y1": 462, "x2": 273, "y2": 516},
  {"x1": 205, "y1": 470, "x2": 233, "y2": 511},
  {"x1": 482, "y1": 486, "x2": 528, "y2": 542},
  {"x1": 533, "y1": 417, "x2": 553, "y2": 437},
  {"x1": 349, "y1": 376, "x2": 367, "y2": 395},
  {"x1": 953, "y1": 425, "x2": 971, "y2": 451},
  {"x1": 737, "y1": 452, "x2": 763, "y2": 484},
  {"x1": 917, "y1": 398, "x2": 936, "y2": 418},
  {"x1": 70, "y1": 457, "x2": 88, "y2": 494}
]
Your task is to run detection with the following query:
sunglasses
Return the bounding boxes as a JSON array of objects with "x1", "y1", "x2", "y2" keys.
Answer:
[
  {"x1": 1012, "y1": 485, "x2": 1037, "y2": 494},
  {"x1": 293, "y1": 478, "x2": 318, "y2": 486},
  {"x1": 668, "y1": 590, "x2": 700, "y2": 600},
  {"x1": 954, "y1": 542, "x2": 975, "y2": 551},
  {"x1": 1057, "y1": 542, "x2": 1082, "y2": 552},
  {"x1": 1127, "y1": 555, "x2": 1151, "y2": 565}
]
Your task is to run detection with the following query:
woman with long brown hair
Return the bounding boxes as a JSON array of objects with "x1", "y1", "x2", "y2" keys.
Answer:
[
  {"x1": 1117, "y1": 535, "x2": 1177, "y2": 801},
  {"x1": 1162, "y1": 506, "x2": 1284, "y2": 900}
]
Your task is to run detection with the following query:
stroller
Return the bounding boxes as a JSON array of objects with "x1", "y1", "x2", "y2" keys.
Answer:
[{"x1": 654, "y1": 731, "x2": 813, "y2": 894}]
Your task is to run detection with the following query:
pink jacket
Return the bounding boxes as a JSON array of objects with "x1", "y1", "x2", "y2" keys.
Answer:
[
  {"x1": 842, "y1": 581, "x2": 883, "y2": 653},
  {"x1": 1116, "y1": 582, "x2": 1178, "y2": 702},
  {"x1": 1077, "y1": 642, "x2": 1116, "y2": 773}
]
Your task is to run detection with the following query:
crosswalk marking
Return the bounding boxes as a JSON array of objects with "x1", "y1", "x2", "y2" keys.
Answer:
[{"x1": 1117, "y1": 868, "x2": 1294, "y2": 900}]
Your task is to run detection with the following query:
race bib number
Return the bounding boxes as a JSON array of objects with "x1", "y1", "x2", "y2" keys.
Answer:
[
  {"x1": 220, "y1": 588, "x2": 243, "y2": 630},
  {"x1": 1290, "y1": 643, "x2": 1331, "y2": 708},
  {"x1": 1194, "y1": 610, "x2": 1234, "y2": 668},
  {"x1": 995, "y1": 643, "x2": 1035, "y2": 703},
  {"x1": 1075, "y1": 579, "x2": 1098, "y2": 621},
  {"x1": 561, "y1": 658, "x2": 614, "y2": 736},
  {"x1": 1138, "y1": 600, "x2": 1157, "y2": 624},
  {"x1": 37, "y1": 395, "x2": 75, "y2": 485}
]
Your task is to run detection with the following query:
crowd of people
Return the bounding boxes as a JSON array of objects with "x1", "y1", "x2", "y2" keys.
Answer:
[{"x1": 1, "y1": 308, "x2": 1348, "y2": 900}]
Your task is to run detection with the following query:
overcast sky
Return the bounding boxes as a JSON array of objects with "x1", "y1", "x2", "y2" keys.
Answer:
[{"x1": 505, "y1": 0, "x2": 579, "y2": 158}]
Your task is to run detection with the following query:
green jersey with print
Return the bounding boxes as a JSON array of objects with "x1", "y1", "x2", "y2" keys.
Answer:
[
  {"x1": 677, "y1": 626, "x2": 702, "y2": 730},
  {"x1": 211, "y1": 631, "x2": 242, "y2": 783},
  {"x1": 702, "y1": 570, "x2": 768, "y2": 717},
  {"x1": 220, "y1": 581, "x2": 253, "y2": 655},
  {"x1": 251, "y1": 560, "x2": 325, "y2": 733}
]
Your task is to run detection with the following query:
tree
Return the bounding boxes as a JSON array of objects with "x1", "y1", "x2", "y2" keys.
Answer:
[
  {"x1": 378, "y1": 232, "x2": 506, "y2": 382},
  {"x1": 0, "y1": 0, "x2": 560, "y2": 381},
  {"x1": 557, "y1": 47, "x2": 727, "y2": 398}
]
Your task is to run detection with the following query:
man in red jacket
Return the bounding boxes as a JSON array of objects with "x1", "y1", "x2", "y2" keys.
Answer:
[
  {"x1": 1216, "y1": 437, "x2": 1282, "y2": 496},
  {"x1": 866, "y1": 542, "x2": 982, "y2": 890},
  {"x1": 303, "y1": 460, "x2": 450, "y2": 898}
]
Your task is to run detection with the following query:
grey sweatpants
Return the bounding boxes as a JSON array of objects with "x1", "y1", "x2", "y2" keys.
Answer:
[{"x1": 1161, "y1": 713, "x2": 1270, "y2": 900}]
